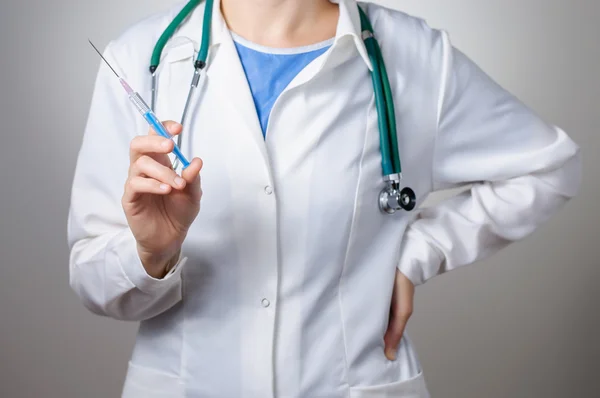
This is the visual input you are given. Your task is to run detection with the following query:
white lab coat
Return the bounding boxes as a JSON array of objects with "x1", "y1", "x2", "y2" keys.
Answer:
[{"x1": 68, "y1": 0, "x2": 582, "y2": 397}]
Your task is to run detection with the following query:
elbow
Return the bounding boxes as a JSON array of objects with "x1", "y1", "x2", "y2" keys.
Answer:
[
  {"x1": 69, "y1": 272, "x2": 114, "y2": 319},
  {"x1": 476, "y1": 148, "x2": 583, "y2": 242},
  {"x1": 69, "y1": 248, "x2": 112, "y2": 318},
  {"x1": 70, "y1": 275, "x2": 150, "y2": 322},
  {"x1": 68, "y1": 237, "x2": 145, "y2": 321},
  {"x1": 69, "y1": 261, "x2": 179, "y2": 322},
  {"x1": 69, "y1": 259, "x2": 141, "y2": 322},
  {"x1": 552, "y1": 125, "x2": 583, "y2": 200},
  {"x1": 546, "y1": 147, "x2": 582, "y2": 201},
  {"x1": 68, "y1": 234, "x2": 183, "y2": 322},
  {"x1": 69, "y1": 267, "x2": 113, "y2": 319},
  {"x1": 528, "y1": 126, "x2": 583, "y2": 201},
  {"x1": 566, "y1": 149, "x2": 583, "y2": 199}
]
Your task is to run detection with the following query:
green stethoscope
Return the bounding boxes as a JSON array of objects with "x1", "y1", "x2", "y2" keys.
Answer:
[{"x1": 149, "y1": 0, "x2": 416, "y2": 214}]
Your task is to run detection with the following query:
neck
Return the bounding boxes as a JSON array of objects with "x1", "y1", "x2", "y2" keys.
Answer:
[{"x1": 220, "y1": 0, "x2": 339, "y2": 47}]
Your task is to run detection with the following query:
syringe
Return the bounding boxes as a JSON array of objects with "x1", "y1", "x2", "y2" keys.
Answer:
[{"x1": 88, "y1": 40, "x2": 190, "y2": 169}]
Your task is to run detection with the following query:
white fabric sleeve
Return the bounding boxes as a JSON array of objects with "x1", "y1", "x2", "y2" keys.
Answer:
[
  {"x1": 67, "y1": 42, "x2": 186, "y2": 321},
  {"x1": 397, "y1": 31, "x2": 582, "y2": 286}
]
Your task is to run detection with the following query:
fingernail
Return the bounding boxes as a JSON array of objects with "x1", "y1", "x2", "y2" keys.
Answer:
[
  {"x1": 159, "y1": 184, "x2": 169, "y2": 191},
  {"x1": 162, "y1": 140, "x2": 171, "y2": 149},
  {"x1": 174, "y1": 177, "x2": 185, "y2": 187},
  {"x1": 385, "y1": 348, "x2": 396, "y2": 361}
]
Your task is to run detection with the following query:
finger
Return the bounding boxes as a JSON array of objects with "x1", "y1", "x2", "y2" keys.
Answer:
[
  {"x1": 148, "y1": 120, "x2": 182, "y2": 138},
  {"x1": 131, "y1": 155, "x2": 187, "y2": 190},
  {"x1": 384, "y1": 311, "x2": 408, "y2": 361},
  {"x1": 181, "y1": 158, "x2": 203, "y2": 184},
  {"x1": 129, "y1": 135, "x2": 174, "y2": 163},
  {"x1": 384, "y1": 272, "x2": 414, "y2": 361},
  {"x1": 181, "y1": 158, "x2": 204, "y2": 202},
  {"x1": 123, "y1": 176, "x2": 172, "y2": 203}
]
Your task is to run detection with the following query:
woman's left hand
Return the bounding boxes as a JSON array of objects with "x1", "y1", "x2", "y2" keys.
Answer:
[{"x1": 384, "y1": 269, "x2": 415, "y2": 361}]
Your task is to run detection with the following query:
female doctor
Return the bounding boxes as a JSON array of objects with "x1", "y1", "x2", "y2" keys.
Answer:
[{"x1": 68, "y1": 0, "x2": 582, "y2": 396}]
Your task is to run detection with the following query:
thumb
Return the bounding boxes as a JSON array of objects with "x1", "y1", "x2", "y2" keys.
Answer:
[{"x1": 181, "y1": 157, "x2": 203, "y2": 202}]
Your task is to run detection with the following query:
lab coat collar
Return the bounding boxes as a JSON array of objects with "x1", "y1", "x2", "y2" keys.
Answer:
[
  {"x1": 169, "y1": 0, "x2": 228, "y2": 55},
  {"x1": 172, "y1": 0, "x2": 373, "y2": 71},
  {"x1": 331, "y1": 0, "x2": 374, "y2": 71}
]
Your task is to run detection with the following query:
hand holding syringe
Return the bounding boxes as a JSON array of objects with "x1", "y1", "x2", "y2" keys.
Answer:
[
  {"x1": 89, "y1": 40, "x2": 190, "y2": 169},
  {"x1": 88, "y1": 40, "x2": 203, "y2": 279}
]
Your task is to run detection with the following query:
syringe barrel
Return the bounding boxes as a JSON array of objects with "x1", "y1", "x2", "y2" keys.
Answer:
[
  {"x1": 142, "y1": 108, "x2": 191, "y2": 169},
  {"x1": 128, "y1": 92, "x2": 151, "y2": 116},
  {"x1": 127, "y1": 91, "x2": 190, "y2": 169},
  {"x1": 143, "y1": 110, "x2": 172, "y2": 141}
]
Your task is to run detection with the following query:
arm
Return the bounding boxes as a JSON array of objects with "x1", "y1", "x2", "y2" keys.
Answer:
[
  {"x1": 397, "y1": 31, "x2": 582, "y2": 286},
  {"x1": 68, "y1": 42, "x2": 186, "y2": 321}
]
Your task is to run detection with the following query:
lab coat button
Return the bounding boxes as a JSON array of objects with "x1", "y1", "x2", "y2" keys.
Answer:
[
  {"x1": 261, "y1": 298, "x2": 271, "y2": 308},
  {"x1": 264, "y1": 186, "x2": 273, "y2": 195}
]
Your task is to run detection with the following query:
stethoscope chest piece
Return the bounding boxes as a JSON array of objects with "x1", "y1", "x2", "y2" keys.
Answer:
[{"x1": 379, "y1": 182, "x2": 417, "y2": 214}]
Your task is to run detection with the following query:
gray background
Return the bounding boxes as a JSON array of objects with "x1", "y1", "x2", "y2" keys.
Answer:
[{"x1": 0, "y1": 0, "x2": 598, "y2": 397}]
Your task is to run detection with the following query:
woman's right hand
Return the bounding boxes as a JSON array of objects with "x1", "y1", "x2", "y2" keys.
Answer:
[{"x1": 122, "y1": 121, "x2": 203, "y2": 279}]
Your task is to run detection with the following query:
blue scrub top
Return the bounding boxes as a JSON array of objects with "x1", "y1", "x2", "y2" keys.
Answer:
[{"x1": 232, "y1": 32, "x2": 334, "y2": 137}]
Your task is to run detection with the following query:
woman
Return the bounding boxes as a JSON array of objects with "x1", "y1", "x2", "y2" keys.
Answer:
[{"x1": 68, "y1": 0, "x2": 582, "y2": 396}]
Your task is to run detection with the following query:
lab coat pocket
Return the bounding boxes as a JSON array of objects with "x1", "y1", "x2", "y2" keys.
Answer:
[
  {"x1": 121, "y1": 361, "x2": 185, "y2": 398},
  {"x1": 349, "y1": 372, "x2": 430, "y2": 398}
]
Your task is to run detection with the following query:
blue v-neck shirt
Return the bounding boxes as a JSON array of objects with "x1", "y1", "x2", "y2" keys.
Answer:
[{"x1": 232, "y1": 33, "x2": 333, "y2": 137}]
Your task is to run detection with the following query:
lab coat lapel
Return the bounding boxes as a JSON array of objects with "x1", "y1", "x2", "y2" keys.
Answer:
[
  {"x1": 206, "y1": 34, "x2": 269, "y2": 166},
  {"x1": 155, "y1": 39, "x2": 197, "y2": 122}
]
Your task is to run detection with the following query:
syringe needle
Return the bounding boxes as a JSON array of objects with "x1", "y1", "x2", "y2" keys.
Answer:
[{"x1": 88, "y1": 39, "x2": 120, "y2": 78}]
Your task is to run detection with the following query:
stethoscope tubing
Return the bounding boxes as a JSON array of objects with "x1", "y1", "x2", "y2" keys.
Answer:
[{"x1": 148, "y1": 0, "x2": 416, "y2": 211}]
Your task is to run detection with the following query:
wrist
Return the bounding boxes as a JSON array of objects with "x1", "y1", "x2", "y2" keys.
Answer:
[{"x1": 137, "y1": 245, "x2": 181, "y2": 279}]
